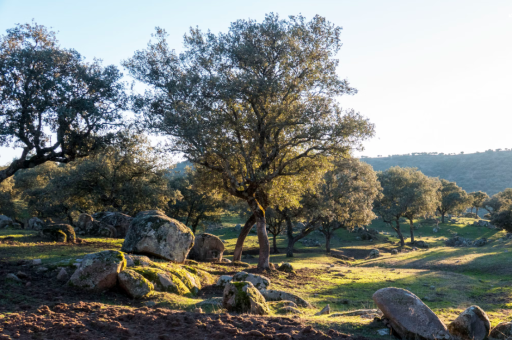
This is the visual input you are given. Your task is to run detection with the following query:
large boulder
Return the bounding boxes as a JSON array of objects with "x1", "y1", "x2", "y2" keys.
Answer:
[
  {"x1": 68, "y1": 250, "x2": 126, "y2": 291},
  {"x1": 188, "y1": 233, "x2": 225, "y2": 262},
  {"x1": 41, "y1": 224, "x2": 76, "y2": 243},
  {"x1": 372, "y1": 288, "x2": 450, "y2": 340},
  {"x1": 118, "y1": 269, "x2": 154, "y2": 298},
  {"x1": 223, "y1": 281, "x2": 269, "y2": 315},
  {"x1": 125, "y1": 254, "x2": 153, "y2": 267},
  {"x1": 27, "y1": 217, "x2": 45, "y2": 231},
  {"x1": 447, "y1": 306, "x2": 490, "y2": 340},
  {"x1": 92, "y1": 212, "x2": 133, "y2": 238},
  {"x1": 232, "y1": 271, "x2": 270, "y2": 290},
  {"x1": 121, "y1": 210, "x2": 194, "y2": 263},
  {"x1": 490, "y1": 322, "x2": 512, "y2": 340},
  {"x1": 75, "y1": 213, "x2": 117, "y2": 238},
  {"x1": 260, "y1": 289, "x2": 312, "y2": 308},
  {"x1": 0, "y1": 215, "x2": 13, "y2": 229}
]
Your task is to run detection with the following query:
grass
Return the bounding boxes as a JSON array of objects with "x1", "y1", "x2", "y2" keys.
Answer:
[{"x1": 1, "y1": 215, "x2": 511, "y2": 337}]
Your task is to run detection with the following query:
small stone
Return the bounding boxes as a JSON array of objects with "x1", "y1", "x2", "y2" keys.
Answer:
[
  {"x1": 280, "y1": 306, "x2": 302, "y2": 314},
  {"x1": 6, "y1": 273, "x2": 21, "y2": 282},
  {"x1": 25, "y1": 282, "x2": 31, "y2": 287},
  {"x1": 35, "y1": 267, "x2": 48, "y2": 273},
  {"x1": 144, "y1": 301, "x2": 156, "y2": 307},
  {"x1": 430, "y1": 285, "x2": 436, "y2": 290},
  {"x1": 32, "y1": 259, "x2": 42, "y2": 266},
  {"x1": 194, "y1": 307, "x2": 203, "y2": 313},
  {"x1": 391, "y1": 249, "x2": 398, "y2": 255},
  {"x1": 315, "y1": 304, "x2": 330, "y2": 316},
  {"x1": 216, "y1": 275, "x2": 233, "y2": 287},
  {"x1": 377, "y1": 328, "x2": 390, "y2": 336},
  {"x1": 56, "y1": 268, "x2": 69, "y2": 282},
  {"x1": 16, "y1": 271, "x2": 28, "y2": 279},
  {"x1": 222, "y1": 258, "x2": 232, "y2": 263},
  {"x1": 278, "y1": 263, "x2": 294, "y2": 273}
]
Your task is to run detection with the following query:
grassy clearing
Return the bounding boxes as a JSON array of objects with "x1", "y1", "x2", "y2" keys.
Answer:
[{"x1": 1, "y1": 216, "x2": 511, "y2": 337}]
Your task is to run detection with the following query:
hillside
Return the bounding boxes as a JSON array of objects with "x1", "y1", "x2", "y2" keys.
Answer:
[{"x1": 363, "y1": 150, "x2": 512, "y2": 196}]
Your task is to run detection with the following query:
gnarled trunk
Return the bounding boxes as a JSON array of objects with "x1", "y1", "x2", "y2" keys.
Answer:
[
  {"x1": 233, "y1": 214, "x2": 256, "y2": 262},
  {"x1": 325, "y1": 232, "x2": 331, "y2": 253},
  {"x1": 408, "y1": 218, "x2": 415, "y2": 243},
  {"x1": 272, "y1": 234, "x2": 278, "y2": 253},
  {"x1": 394, "y1": 219, "x2": 405, "y2": 247},
  {"x1": 286, "y1": 217, "x2": 295, "y2": 257}
]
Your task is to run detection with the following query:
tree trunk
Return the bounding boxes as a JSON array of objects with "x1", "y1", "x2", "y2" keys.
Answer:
[
  {"x1": 325, "y1": 232, "x2": 331, "y2": 253},
  {"x1": 441, "y1": 212, "x2": 445, "y2": 223},
  {"x1": 476, "y1": 207, "x2": 479, "y2": 216},
  {"x1": 286, "y1": 216, "x2": 295, "y2": 257},
  {"x1": 233, "y1": 214, "x2": 256, "y2": 262},
  {"x1": 248, "y1": 197, "x2": 270, "y2": 271},
  {"x1": 272, "y1": 234, "x2": 278, "y2": 254},
  {"x1": 470, "y1": 207, "x2": 474, "y2": 213},
  {"x1": 394, "y1": 219, "x2": 405, "y2": 247},
  {"x1": 409, "y1": 218, "x2": 415, "y2": 243}
]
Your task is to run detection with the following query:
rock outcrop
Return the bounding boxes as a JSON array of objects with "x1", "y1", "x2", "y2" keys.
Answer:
[
  {"x1": 372, "y1": 287, "x2": 450, "y2": 340},
  {"x1": 0, "y1": 215, "x2": 13, "y2": 229},
  {"x1": 223, "y1": 281, "x2": 269, "y2": 315},
  {"x1": 27, "y1": 217, "x2": 45, "y2": 231},
  {"x1": 260, "y1": 289, "x2": 312, "y2": 308},
  {"x1": 447, "y1": 306, "x2": 490, "y2": 340},
  {"x1": 118, "y1": 269, "x2": 154, "y2": 298},
  {"x1": 75, "y1": 213, "x2": 117, "y2": 238},
  {"x1": 92, "y1": 212, "x2": 133, "y2": 238},
  {"x1": 188, "y1": 233, "x2": 225, "y2": 262},
  {"x1": 41, "y1": 224, "x2": 76, "y2": 243},
  {"x1": 232, "y1": 271, "x2": 270, "y2": 290},
  {"x1": 68, "y1": 250, "x2": 126, "y2": 291},
  {"x1": 490, "y1": 322, "x2": 512, "y2": 340},
  {"x1": 121, "y1": 210, "x2": 194, "y2": 263}
]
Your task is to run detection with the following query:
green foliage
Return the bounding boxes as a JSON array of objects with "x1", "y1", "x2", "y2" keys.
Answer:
[
  {"x1": 437, "y1": 179, "x2": 472, "y2": 221},
  {"x1": 0, "y1": 169, "x2": 16, "y2": 217},
  {"x1": 167, "y1": 167, "x2": 225, "y2": 233},
  {"x1": 468, "y1": 191, "x2": 489, "y2": 215},
  {"x1": 0, "y1": 22, "x2": 127, "y2": 183}
]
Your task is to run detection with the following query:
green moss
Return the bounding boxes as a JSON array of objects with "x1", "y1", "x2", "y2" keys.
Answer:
[{"x1": 131, "y1": 266, "x2": 191, "y2": 296}]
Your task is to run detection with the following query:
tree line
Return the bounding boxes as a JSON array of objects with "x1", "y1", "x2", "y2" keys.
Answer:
[{"x1": 1, "y1": 18, "x2": 512, "y2": 271}]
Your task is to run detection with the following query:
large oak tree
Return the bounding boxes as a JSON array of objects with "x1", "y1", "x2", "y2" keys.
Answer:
[
  {"x1": 124, "y1": 14, "x2": 374, "y2": 270},
  {"x1": 0, "y1": 23, "x2": 126, "y2": 183}
]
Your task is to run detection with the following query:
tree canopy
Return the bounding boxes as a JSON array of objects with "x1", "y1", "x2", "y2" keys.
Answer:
[
  {"x1": 0, "y1": 23, "x2": 127, "y2": 183},
  {"x1": 124, "y1": 14, "x2": 374, "y2": 270},
  {"x1": 437, "y1": 179, "x2": 472, "y2": 223}
]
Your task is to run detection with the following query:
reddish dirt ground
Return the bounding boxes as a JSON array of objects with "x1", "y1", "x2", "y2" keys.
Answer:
[{"x1": 1, "y1": 302, "x2": 370, "y2": 340}]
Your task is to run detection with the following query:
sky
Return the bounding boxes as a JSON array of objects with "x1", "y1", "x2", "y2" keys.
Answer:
[{"x1": 0, "y1": 0, "x2": 511, "y2": 164}]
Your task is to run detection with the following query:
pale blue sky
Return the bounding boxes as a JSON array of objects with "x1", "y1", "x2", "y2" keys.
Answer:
[{"x1": 0, "y1": 0, "x2": 511, "y2": 164}]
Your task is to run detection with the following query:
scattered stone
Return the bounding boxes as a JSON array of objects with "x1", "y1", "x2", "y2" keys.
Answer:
[
  {"x1": 447, "y1": 305, "x2": 490, "y2": 340},
  {"x1": 32, "y1": 259, "x2": 42, "y2": 266},
  {"x1": 278, "y1": 262, "x2": 294, "y2": 273},
  {"x1": 412, "y1": 241, "x2": 429, "y2": 249},
  {"x1": 25, "y1": 282, "x2": 31, "y2": 287},
  {"x1": 0, "y1": 215, "x2": 13, "y2": 229},
  {"x1": 27, "y1": 217, "x2": 45, "y2": 231},
  {"x1": 197, "y1": 297, "x2": 223, "y2": 307},
  {"x1": 490, "y1": 322, "x2": 512, "y2": 340},
  {"x1": 372, "y1": 287, "x2": 450, "y2": 340},
  {"x1": 232, "y1": 271, "x2": 270, "y2": 290},
  {"x1": 377, "y1": 328, "x2": 390, "y2": 336},
  {"x1": 391, "y1": 249, "x2": 398, "y2": 255},
  {"x1": 280, "y1": 306, "x2": 303, "y2": 314},
  {"x1": 315, "y1": 304, "x2": 330, "y2": 316},
  {"x1": 446, "y1": 236, "x2": 487, "y2": 247},
  {"x1": 194, "y1": 307, "x2": 203, "y2": 313},
  {"x1": 222, "y1": 258, "x2": 232, "y2": 263},
  {"x1": 260, "y1": 289, "x2": 312, "y2": 308},
  {"x1": 299, "y1": 239, "x2": 321, "y2": 247},
  {"x1": 125, "y1": 254, "x2": 153, "y2": 267},
  {"x1": 223, "y1": 281, "x2": 269, "y2": 315},
  {"x1": 369, "y1": 249, "x2": 380, "y2": 258},
  {"x1": 41, "y1": 224, "x2": 76, "y2": 243},
  {"x1": 144, "y1": 301, "x2": 156, "y2": 307},
  {"x1": 118, "y1": 269, "x2": 154, "y2": 298},
  {"x1": 56, "y1": 268, "x2": 69, "y2": 282},
  {"x1": 243, "y1": 253, "x2": 255, "y2": 259},
  {"x1": 216, "y1": 275, "x2": 233, "y2": 287},
  {"x1": 92, "y1": 211, "x2": 133, "y2": 238},
  {"x1": 234, "y1": 224, "x2": 242, "y2": 233},
  {"x1": 35, "y1": 266, "x2": 48, "y2": 273},
  {"x1": 68, "y1": 250, "x2": 126, "y2": 291},
  {"x1": 121, "y1": 210, "x2": 194, "y2": 262},
  {"x1": 433, "y1": 227, "x2": 439, "y2": 233},
  {"x1": 75, "y1": 213, "x2": 117, "y2": 238},
  {"x1": 16, "y1": 271, "x2": 28, "y2": 279},
  {"x1": 6, "y1": 273, "x2": 21, "y2": 282},
  {"x1": 188, "y1": 233, "x2": 225, "y2": 262},
  {"x1": 474, "y1": 238, "x2": 487, "y2": 247}
]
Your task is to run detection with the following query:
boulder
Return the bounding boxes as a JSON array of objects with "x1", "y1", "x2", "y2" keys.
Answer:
[
  {"x1": 232, "y1": 271, "x2": 270, "y2": 290},
  {"x1": 413, "y1": 241, "x2": 430, "y2": 249},
  {"x1": 372, "y1": 288, "x2": 450, "y2": 340},
  {"x1": 474, "y1": 238, "x2": 487, "y2": 247},
  {"x1": 75, "y1": 213, "x2": 116, "y2": 238},
  {"x1": 315, "y1": 304, "x2": 330, "y2": 316},
  {"x1": 391, "y1": 249, "x2": 399, "y2": 255},
  {"x1": 68, "y1": 250, "x2": 126, "y2": 291},
  {"x1": 92, "y1": 212, "x2": 133, "y2": 238},
  {"x1": 41, "y1": 224, "x2": 76, "y2": 243},
  {"x1": 369, "y1": 249, "x2": 380, "y2": 258},
  {"x1": 234, "y1": 224, "x2": 242, "y2": 233},
  {"x1": 121, "y1": 210, "x2": 194, "y2": 263},
  {"x1": 260, "y1": 289, "x2": 312, "y2": 308},
  {"x1": 447, "y1": 306, "x2": 490, "y2": 340},
  {"x1": 223, "y1": 281, "x2": 269, "y2": 315},
  {"x1": 118, "y1": 269, "x2": 154, "y2": 298},
  {"x1": 0, "y1": 215, "x2": 13, "y2": 229},
  {"x1": 27, "y1": 217, "x2": 45, "y2": 231},
  {"x1": 188, "y1": 233, "x2": 225, "y2": 262},
  {"x1": 6, "y1": 273, "x2": 21, "y2": 282},
  {"x1": 125, "y1": 254, "x2": 153, "y2": 267},
  {"x1": 490, "y1": 322, "x2": 512, "y2": 340},
  {"x1": 132, "y1": 266, "x2": 190, "y2": 295},
  {"x1": 216, "y1": 275, "x2": 233, "y2": 287},
  {"x1": 57, "y1": 268, "x2": 69, "y2": 282}
]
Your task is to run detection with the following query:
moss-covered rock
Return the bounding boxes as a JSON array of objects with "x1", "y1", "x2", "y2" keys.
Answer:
[
  {"x1": 223, "y1": 281, "x2": 269, "y2": 315},
  {"x1": 118, "y1": 269, "x2": 153, "y2": 298},
  {"x1": 232, "y1": 271, "x2": 270, "y2": 290},
  {"x1": 92, "y1": 212, "x2": 133, "y2": 238},
  {"x1": 121, "y1": 210, "x2": 194, "y2": 262},
  {"x1": 41, "y1": 224, "x2": 76, "y2": 243},
  {"x1": 75, "y1": 213, "x2": 116, "y2": 238},
  {"x1": 278, "y1": 263, "x2": 295, "y2": 273},
  {"x1": 131, "y1": 266, "x2": 191, "y2": 296},
  {"x1": 447, "y1": 306, "x2": 490, "y2": 340},
  {"x1": 68, "y1": 250, "x2": 125, "y2": 291},
  {"x1": 188, "y1": 233, "x2": 225, "y2": 262},
  {"x1": 125, "y1": 254, "x2": 153, "y2": 267}
]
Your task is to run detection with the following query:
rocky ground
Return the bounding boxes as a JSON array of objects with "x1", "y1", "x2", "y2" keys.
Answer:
[{"x1": 0, "y1": 301, "x2": 369, "y2": 340}]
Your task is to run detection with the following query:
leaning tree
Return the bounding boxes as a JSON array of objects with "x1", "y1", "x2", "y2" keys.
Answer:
[
  {"x1": 124, "y1": 14, "x2": 374, "y2": 270},
  {"x1": 0, "y1": 23, "x2": 127, "y2": 183}
]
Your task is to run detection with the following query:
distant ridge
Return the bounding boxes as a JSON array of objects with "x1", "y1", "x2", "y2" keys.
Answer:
[{"x1": 362, "y1": 150, "x2": 512, "y2": 195}]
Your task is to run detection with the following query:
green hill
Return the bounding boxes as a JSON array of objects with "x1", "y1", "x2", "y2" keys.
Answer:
[{"x1": 362, "y1": 150, "x2": 512, "y2": 196}]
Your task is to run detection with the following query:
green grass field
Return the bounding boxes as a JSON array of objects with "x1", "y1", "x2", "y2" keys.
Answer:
[{"x1": 1, "y1": 216, "x2": 511, "y2": 337}]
